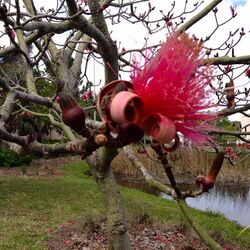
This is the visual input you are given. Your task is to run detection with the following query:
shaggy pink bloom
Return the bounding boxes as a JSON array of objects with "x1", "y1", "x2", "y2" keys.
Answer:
[{"x1": 131, "y1": 32, "x2": 215, "y2": 144}]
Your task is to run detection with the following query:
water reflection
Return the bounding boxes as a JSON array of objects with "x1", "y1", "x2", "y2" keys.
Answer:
[
  {"x1": 116, "y1": 176, "x2": 250, "y2": 227},
  {"x1": 161, "y1": 184, "x2": 250, "y2": 227},
  {"x1": 184, "y1": 183, "x2": 250, "y2": 227}
]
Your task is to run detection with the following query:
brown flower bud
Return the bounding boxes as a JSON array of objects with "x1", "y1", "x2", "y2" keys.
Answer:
[
  {"x1": 196, "y1": 152, "x2": 224, "y2": 192},
  {"x1": 94, "y1": 134, "x2": 108, "y2": 146},
  {"x1": 225, "y1": 80, "x2": 235, "y2": 108}
]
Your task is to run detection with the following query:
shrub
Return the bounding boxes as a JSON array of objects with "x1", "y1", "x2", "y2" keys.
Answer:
[{"x1": 0, "y1": 148, "x2": 35, "y2": 167}]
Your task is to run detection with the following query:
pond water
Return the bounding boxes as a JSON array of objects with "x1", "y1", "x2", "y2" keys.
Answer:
[
  {"x1": 161, "y1": 183, "x2": 250, "y2": 227},
  {"x1": 117, "y1": 177, "x2": 250, "y2": 227}
]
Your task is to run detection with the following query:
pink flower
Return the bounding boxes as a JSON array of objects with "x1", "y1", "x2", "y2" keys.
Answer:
[
  {"x1": 230, "y1": 154, "x2": 237, "y2": 160},
  {"x1": 224, "y1": 147, "x2": 233, "y2": 154},
  {"x1": 63, "y1": 239, "x2": 71, "y2": 246},
  {"x1": 121, "y1": 47, "x2": 126, "y2": 53},
  {"x1": 131, "y1": 32, "x2": 215, "y2": 144},
  {"x1": 80, "y1": 91, "x2": 92, "y2": 101},
  {"x1": 21, "y1": 111, "x2": 33, "y2": 117}
]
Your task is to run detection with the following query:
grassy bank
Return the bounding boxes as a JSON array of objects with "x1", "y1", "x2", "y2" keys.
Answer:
[{"x1": 0, "y1": 161, "x2": 249, "y2": 249}]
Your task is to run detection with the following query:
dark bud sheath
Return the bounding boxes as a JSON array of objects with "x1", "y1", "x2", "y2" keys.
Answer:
[
  {"x1": 57, "y1": 93, "x2": 86, "y2": 135},
  {"x1": 150, "y1": 140, "x2": 163, "y2": 155},
  {"x1": 117, "y1": 123, "x2": 144, "y2": 146}
]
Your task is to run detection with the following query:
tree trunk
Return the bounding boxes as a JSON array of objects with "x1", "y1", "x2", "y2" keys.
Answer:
[{"x1": 87, "y1": 147, "x2": 131, "y2": 250}]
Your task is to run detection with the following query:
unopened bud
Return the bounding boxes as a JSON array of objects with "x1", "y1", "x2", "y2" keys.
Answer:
[{"x1": 94, "y1": 134, "x2": 108, "y2": 146}]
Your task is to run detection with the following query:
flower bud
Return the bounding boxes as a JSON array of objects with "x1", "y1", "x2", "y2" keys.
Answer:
[
  {"x1": 196, "y1": 152, "x2": 224, "y2": 192},
  {"x1": 196, "y1": 176, "x2": 214, "y2": 192},
  {"x1": 225, "y1": 80, "x2": 235, "y2": 108},
  {"x1": 94, "y1": 134, "x2": 108, "y2": 146},
  {"x1": 57, "y1": 93, "x2": 86, "y2": 134}
]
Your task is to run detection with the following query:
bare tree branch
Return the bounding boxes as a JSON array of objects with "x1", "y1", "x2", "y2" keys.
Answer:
[
  {"x1": 206, "y1": 55, "x2": 250, "y2": 65},
  {"x1": 178, "y1": 0, "x2": 223, "y2": 33}
]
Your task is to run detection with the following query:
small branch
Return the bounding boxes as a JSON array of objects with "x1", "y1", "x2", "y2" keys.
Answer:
[
  {"x1": 178, "y1": 0, "x2": 223, "y2": 33},
  {"x1": 71, "y1": 34, "x2": 92, "y2": 77},
  {"x1": 18, "y1": 106, "x2": 76, "y2": 141},
  {"x1": 178, "y1": 199, "x2": 223, "y2": 250},
  {"x1": 218, "y1": 103, "x2": 250, "y2": 117},
  {"x1": 0, "y1": 122, "x2": 28, "y2": 146},
  {"x1": 206, "y1": 55, "x2": 250, "y2": 65},
  {"x1": 14, "y1": 90, "x2": 53, "y2": 107},
  {"x1": 0, "y1": 76, "x2": 11, "y2": 91},
  {"x1": 29, "y1": 140, "x2": 70, "y2": 154},
  {"x1": 0, "y1": 91, "x2": 16, "y2": 121},
  {"x1": 110, "y1": 0, "x2": 149, "y2": 8},
  {"x1": 0, "y1": 30, "x2": 47, "y2": 57},
  {"x1": 66, "y1": 0, "x2": 119, "y2": 83},
  {"x1": 151, "y1": 142, "x2": 182, "y2": 198},
  {"x1": 124, "y1": 146, "x2": 204, "y2": 199},
  {"x1": 210, "y1": 129, "x2": 250, "y2": 143},
  {"x1": 210, "y1": 129, "x2": 250, "y2": 137},
  {"x1": 123, "y1": 146, "x2": 176, "y2": 197},
  {"x1": 64, "y1": 30, "x2": 84, "y2": 59}
]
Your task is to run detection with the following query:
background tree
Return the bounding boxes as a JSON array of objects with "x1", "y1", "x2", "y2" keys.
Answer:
[{"x1": 0, "y1": 0, "x2": 249, "y2": 249}]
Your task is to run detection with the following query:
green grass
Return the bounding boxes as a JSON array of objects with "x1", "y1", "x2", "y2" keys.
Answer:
[{"x1": 0, "y1": 161, "x2": 249, "y2": 249}]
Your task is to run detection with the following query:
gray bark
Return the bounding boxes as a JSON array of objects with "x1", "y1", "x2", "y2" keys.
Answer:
[{"x1": 87, "y1": 147, "x2": 131, "y2": 250}]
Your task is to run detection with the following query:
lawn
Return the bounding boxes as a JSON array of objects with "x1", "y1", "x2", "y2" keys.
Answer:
[{"x1": 0, "y1": 161, "x2": 249, "y2": 249}]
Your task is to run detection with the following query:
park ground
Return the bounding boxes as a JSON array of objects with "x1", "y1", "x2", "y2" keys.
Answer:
[{"x1": 0, "y1": 157, "x2": 250, "y2": 249}]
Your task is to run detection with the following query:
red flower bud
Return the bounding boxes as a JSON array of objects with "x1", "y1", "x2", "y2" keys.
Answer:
[
  {"x1": 246, "y1": 69, "x2": 250, "y2": 78},
  {"x1": 224, "y1": 147, "x2": 233, "y2": 154},
  {"x1": 230, "y1": 153, "x2": 237, "y2": 160},
  {"x1": 57, "y1": 93, "x2": 86, "y2": 134}
]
